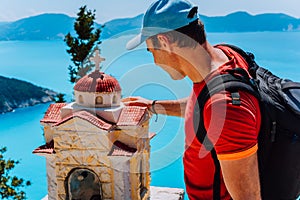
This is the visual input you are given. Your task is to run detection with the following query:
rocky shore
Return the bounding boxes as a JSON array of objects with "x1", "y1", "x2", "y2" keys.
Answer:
[{"x1": 0, "y1": 75, "x2": 57, "y2": 114}]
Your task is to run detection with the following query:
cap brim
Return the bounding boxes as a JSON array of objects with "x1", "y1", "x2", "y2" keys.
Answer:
[{"x1": 126, "y1": 33, "x2": 146, "y2": 50}]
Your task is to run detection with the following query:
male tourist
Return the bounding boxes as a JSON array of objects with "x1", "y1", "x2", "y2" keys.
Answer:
[{"x1": 123, "y1": 0, "x2": 261, "y2": 199}]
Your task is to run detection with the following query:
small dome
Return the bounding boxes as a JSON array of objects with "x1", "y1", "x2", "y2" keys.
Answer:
[{"x1": 74, "y1": 70, "x2": 121, "y2": 93}]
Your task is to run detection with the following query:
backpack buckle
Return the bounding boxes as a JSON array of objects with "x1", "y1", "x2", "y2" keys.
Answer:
[{"x1": 231, "y1": 92, "x2": 241, "y2": 106}]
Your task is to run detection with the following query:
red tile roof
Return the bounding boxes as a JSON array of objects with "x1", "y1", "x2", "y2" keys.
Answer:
[
  {"x1": 32, "y1": 140, "x2": 55, "y2": 155},
  {"x1": 41, "y1": 104, "x2": 148, "y2": 129},
  {"x1": 40, "y1": 103, "x2": 67, "y2": 123},
  {"x1": 108, "y1": 141, "x2": 137, "y2": 156},
  {"x1": 74, "y1": 71, "x2": 121, "y2": 93},
  {"x1": 117, "y1": 106, "x2": 147, "y2": 126},
  {"x1": 54, "y1": 110, "x2": 114, "y2": 131}
]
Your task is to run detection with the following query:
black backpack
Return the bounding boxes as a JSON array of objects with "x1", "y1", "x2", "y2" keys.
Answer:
[{"x1": 193, "y1": 44, "x2": 300, "y2": 200}]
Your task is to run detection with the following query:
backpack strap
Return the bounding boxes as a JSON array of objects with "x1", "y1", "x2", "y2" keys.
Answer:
[
  {"x1": 194, "y1": 43, "x2": 262, "y2": 198},
  {"x1": 217, "y1": 44, "x2": 259, "y2": 79},
  {"x1": 193, "y1": 43, "x2": 265, "y2": 199},
  {"x1": 194, "y1": 71, "x2": 260, "y2": 200},
  {"x1": 195, "y1": 71, "x2": 259, "y2": 150}
]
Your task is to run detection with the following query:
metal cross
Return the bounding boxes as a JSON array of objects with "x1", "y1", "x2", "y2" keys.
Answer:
[{"x1": 90, "y1": 49, "x2": 105, "y2": 71}]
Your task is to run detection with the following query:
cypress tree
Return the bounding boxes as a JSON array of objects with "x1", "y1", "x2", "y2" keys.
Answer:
[{"x1": 64, "y1": 6, "x2": 102, "y2": 83}]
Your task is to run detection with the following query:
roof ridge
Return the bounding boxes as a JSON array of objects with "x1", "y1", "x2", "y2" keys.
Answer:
[{"x1": 54, "y1": 110, "x2": 114, "y2": 131}]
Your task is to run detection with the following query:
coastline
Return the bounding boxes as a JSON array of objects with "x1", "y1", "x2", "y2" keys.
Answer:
[
  {"x1": 0, "y1": 75, "x2": 58, "y2": 114},
  {"x1": 0, "y1": 95, "x2": 56, "y2": 114}
]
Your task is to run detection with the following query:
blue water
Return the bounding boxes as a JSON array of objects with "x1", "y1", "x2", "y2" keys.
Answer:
[{"x1": 0, "y1": 32, "x2": 300, "y2": 200}]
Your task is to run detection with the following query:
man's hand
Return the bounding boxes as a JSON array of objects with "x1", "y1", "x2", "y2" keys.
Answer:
[
  {"x1": 122, "y1": 96, "x2": 153, "y2": 108},
  {"x1": 122, "y1": 97, "x2": 187, "y2": 117}
]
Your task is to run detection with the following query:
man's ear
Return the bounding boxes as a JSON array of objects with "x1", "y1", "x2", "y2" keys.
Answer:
[{"x1": 157, "y1": 34, "x2": 172, "y2": 52}]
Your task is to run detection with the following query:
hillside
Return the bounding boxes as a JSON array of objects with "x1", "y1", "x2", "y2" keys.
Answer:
[
  {"x1": 0, "y1": 14, "x2": 74, "y2": 40},
  {"x1": 103, "y1": 12, "x2": 300, "y2": 39},
  {"x1": 201, "y1": 11, "x2": 300, "y2": 32},
  {"x1": 0, "y1": 76, "x2": 57, "y2": 113},
  {"x1": 101, "y1": 14, "x2": 143, "y2": 39},
  {"x1": 0, "y1": 12, "x2": 299, "y2": 41}
]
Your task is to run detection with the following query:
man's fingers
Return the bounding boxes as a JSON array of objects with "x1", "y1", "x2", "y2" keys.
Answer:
[
  {"x1": 121, "y1": 96, "x2": 150, "y2": 108},
  {"x1": 121, "y1": 96, "x2": 140, "y2": 102}
]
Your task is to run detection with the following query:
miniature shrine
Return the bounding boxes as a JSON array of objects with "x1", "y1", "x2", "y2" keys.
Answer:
[{"x1": 33, "y1": 49, "x2": 154, "y2": 200}]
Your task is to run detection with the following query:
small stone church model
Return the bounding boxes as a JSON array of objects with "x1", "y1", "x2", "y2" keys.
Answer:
[{"x1": 33, "y1": 49, "x2": 154, "y2": 200}]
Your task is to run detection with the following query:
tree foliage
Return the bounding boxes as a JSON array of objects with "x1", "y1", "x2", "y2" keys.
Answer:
[
  {"x1": 64, "y1": 5, "x2": 102, "y2": 83},
  {"x1": 0, "y1": 75, "x2": 56, "y2": 113},
  {"x1": 0, "y1": 147, "x2": 31, "y2": 200},
  {"x1": 53, "y1": 93, "x2": 66, "y2": 103}
]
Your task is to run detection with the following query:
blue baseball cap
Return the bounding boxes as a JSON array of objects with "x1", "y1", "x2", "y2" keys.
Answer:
[{"x1": 126, "y1": 0, "x2": 198, "y2": 50}]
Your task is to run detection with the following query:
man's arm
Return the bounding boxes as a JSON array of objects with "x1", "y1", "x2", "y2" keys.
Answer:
[
  {"x1": 219, "y1": 152, "x2": 261, "y2": 200},
  {"x1": 122, "y1": 96, "x2": 187, "y2": 117}
]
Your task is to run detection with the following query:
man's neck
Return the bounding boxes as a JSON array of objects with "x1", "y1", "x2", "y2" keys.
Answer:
[
  {"x1": 204, "y1": 42, "x2": 229, "y2": 72},
  {"x1": 171, "y1": 41, "x2": 229, "y2": 83}
]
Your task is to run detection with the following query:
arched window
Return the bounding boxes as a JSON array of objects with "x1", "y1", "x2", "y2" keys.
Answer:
[
  {"x1": 78, "y1": 95, "x2": 84, "y2": 104},
  {"x1": 112, "y1": 95, "x2": 117, "y2": 104},
  {"x1": 67, "y1": 168, "x2": 102, "y2": 200},
  {"x1": 95, "y1": 96, "x2": 103, "y2": 105}
]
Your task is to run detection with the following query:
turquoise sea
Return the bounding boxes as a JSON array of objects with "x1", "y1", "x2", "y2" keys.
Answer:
[{"x1": 0, "y1": 32, "x2": 300, "y2": 200}]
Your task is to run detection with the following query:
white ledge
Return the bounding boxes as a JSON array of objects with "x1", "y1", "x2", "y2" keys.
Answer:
[{"x1": 42, "y1": 186, "x2": 184, "y2": 200}]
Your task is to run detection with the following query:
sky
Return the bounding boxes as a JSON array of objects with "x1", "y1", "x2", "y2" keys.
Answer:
[{"x1": 0, "y1": 0, "x2": 300, "y2": 23}]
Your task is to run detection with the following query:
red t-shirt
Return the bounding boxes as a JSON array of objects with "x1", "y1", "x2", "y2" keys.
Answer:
[{"x1": 183, "y1": 45, "x2": 261, "y2": 200}]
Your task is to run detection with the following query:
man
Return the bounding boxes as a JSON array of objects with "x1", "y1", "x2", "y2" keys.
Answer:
[{"x1": 123, "y1": 0, "x2": 261, "y2": 199}]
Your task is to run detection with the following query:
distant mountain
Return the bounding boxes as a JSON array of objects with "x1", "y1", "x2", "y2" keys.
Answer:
[
  {"x1": 201, "y1": 11, "x2": 300, "y2": 32},
  {"x1": 101, "y1": 14, "x2": 143, "y2": 39},
  {"x1": 0, "y1": 12, "x2": 299, "y2": 41},
  {"x1": 102, "y1": 12, "x2": 300, "y2": 38},
  {"x1": 0, "y1": 14, "x2": 75, "y2": 40},
  {"x1": 0, "y1": 76, "x2": 57, "y2": 113}
]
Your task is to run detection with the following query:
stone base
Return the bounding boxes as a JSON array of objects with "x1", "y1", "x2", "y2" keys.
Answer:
[
  {"x1": 150, "y1": 186, "x2": 184, "y2": 200},
  {"x1": 42, "y1": 186, "x2": 184, "y2": 200}
]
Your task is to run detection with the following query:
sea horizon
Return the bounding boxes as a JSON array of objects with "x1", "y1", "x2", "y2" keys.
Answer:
[{"x1": 0, "y1": 31, "x2": 300, "y2": 199}]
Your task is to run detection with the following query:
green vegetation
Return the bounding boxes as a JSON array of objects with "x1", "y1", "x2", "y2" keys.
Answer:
[
  {"x1": 0, "y1": 76, "x2": 56, "y2": 113},
  {"x1": 0, "y1": 147, "x2": 31, "y2": 200},
  {"x1": 53, "y1": 93, "x2": 66, "y2": 103},
  {"x1": 64, "y1": 6, "x2": 102, "y2": 83}
]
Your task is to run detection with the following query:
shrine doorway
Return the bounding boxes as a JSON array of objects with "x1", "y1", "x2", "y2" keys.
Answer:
[{"x1": 67, "y1": 168, "x2": 102, "y2": 200}]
